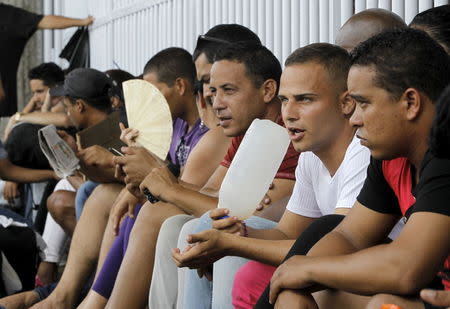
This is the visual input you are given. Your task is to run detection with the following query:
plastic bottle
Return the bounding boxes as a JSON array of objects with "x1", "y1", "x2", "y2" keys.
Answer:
[{"x1": 218, "y1": 118, "x2": 291, "y2": 219}]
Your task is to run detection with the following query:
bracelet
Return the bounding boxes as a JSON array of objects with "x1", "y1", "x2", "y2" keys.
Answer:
[{"x1": 241, "y1": 221, "x2": 248, "y2": 237}]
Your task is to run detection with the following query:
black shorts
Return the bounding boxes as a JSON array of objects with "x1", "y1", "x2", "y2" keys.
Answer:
[{"x1": 423, "y1": 276, "x2": 446, "y2": 309}]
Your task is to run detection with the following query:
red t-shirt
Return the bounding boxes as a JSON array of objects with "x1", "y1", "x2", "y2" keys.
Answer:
[
  {"x1": 220, "y1": 118, "x2": 298, "y2": 180},
  {"x1": 381, "y1": 157, "x2": 449, "y2": 290}
]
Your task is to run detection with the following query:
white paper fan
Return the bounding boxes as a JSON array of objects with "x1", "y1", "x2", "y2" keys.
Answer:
[{"x1": 123, "y1": 79, "x2": 173, "y2": 160}]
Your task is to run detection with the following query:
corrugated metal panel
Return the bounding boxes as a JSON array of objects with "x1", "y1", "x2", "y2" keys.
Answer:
[{"x1": 45, "y1": 0, "x2": 449, "y2": 75}]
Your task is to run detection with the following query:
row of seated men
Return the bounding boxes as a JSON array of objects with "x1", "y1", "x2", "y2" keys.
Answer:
[{"x1": 0, "y1": 5, "x2": 450, "y2": 309}]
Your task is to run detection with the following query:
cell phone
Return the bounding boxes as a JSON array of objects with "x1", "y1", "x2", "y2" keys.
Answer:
[{"x1": 108, "y1": 147, "x2": 124, "y2": 156}]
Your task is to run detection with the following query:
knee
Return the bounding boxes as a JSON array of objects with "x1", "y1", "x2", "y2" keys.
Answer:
[
  {"x1": 365, "y1": 294, "x2": 398, "y2": 309},
  {"x1": 193, "y1": 211, "x2": 213, "y2": 233},
  {"x1": 47, "y1": 191, "x2": 75, "y2": 223},
  {"x1": 232, "y1": 261, "x2": 276, "y2": 306}
]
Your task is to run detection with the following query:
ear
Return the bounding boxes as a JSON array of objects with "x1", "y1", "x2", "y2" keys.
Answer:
[
  {"x1": 110, "y1": 96, "x2": 121, "y2": 109},
  {"x1": 174, "y1": 78, "x2": 187, "y2": 96},
  {"x1": 197, "y1": 93, "x2": 207, "y2": 109},
  {"x1": 75, "y1": 99, "x2": 86, "y2": 113},
  {"x1": 340, "y1": 91, "x2": 355, "y2": 118},
  {"x1": 401, "y1": 88, "x2": 421, "y2": 121},
  {"x1": 261, "y1": 79, "x2": 277, "y2": 103}
]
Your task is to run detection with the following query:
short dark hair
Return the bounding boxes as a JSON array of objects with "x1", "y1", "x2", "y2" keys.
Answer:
[
  {"x1": 410, "y1": 5, "x2": 450, "y2": 54},
  {"x1": 430, "y1": 83, "x2": 450, "y2": 158},
  {"x1": 105, "y1": 69, "x2": 135, "y2": 102},
  {"x1": 285, "y1": 43, "x2": 350, "y2": 93},
  {"x1": 193, "y1": 24, "x2": 261, "y2": 62},
  {"x1": 214, "y1": 42, "x2": 281, "y2": 92},
  {"x1": 143, "y1": 47, "x2": 196, "y2": 87},
  {"x1": 350, "y1": 28, "x2": 450, "y2": 102},
  {"x1": 28, "y1": 62, "x2": 64, "y2": 87}
]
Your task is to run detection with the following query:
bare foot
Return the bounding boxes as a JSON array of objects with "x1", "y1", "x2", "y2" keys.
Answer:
[{"x1": 0, "y1": 291, "x2": 40, "y2": 309}]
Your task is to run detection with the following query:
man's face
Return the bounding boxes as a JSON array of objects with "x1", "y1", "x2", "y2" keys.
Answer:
[
  {"x1": 143, "y1": 72, "x2": 182, "y2": 119},
  {"x1": 348, "y1": 65, "x2": 407, "y2": 159},
  {"x1": 279, "y1": 62, "x2": 344, "y2": 153},
  {"x1": 194, "y1": 53, "x2": 213, "y2": 105},
  {"x1": 210, "y1": 60, "x2": 267, "y2": 137},
  {"x1": 29, "y1": 79, "x2": 49, "y2": 110}
]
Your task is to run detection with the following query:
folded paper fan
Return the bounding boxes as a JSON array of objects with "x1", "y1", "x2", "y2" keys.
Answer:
[{"x1": 123, "y1": 79, "x2": 173, "y2": 160}]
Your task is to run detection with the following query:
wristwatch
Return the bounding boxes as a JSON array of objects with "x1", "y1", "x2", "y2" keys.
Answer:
[{"x1": 14, "y1": 112, "x2": 23, "y2": 121}]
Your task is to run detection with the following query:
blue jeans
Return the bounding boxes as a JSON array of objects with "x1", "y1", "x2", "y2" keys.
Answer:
[
  {"x1": 75, "y1": 181, "x2": 99, "y2": 220},
  {"x1": 182, "y1": 212, "x2": 276, "y2": 309}
]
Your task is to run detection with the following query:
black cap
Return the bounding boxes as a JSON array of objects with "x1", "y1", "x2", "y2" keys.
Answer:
[{"x1": 50, "y1": 68, "x2": 112, "y2": 101}]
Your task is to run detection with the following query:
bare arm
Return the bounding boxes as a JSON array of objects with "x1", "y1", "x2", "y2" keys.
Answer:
[
  {"x1": 270, "y1": 202, "x2": 450, "y2": 302},
  {"x1": 17, "y1": 112, "x2": 72, "y2": 127},
  {"x1": 37, "y1": 15, "x2": 94, "y2": 29},
  {"x1": 0, "y1": 159, "x2": 55, "y2": 183},
  {"x1": 180, "y1": 127, "x2": 231, "y2": 188},
  {"x1": 304, "y1": 210, "x2": 449, "y2": 295},
  {"x1": 173, "y1": 209, "x2": 315, "y2": 267}
]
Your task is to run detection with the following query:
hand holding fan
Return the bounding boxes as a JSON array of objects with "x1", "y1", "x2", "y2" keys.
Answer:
[{"x1": 123, "y1": 79, "x2": 173, "y2": 160}]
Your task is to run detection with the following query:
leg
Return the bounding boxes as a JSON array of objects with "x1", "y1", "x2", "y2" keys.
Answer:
[
  {"x1": 255, "y1": 215, "x2": 345, "y2": 308},
  {"x1": 176, "y1": 218, "x2": 200, "y2": 309},
  {"x1": 148, "y1": 214, "x2": 193, "y2": 309},
  {"x1": 33, "y1": 183, "x2": 123, "y2": 309},
  {"x1": 47, "y1": 190, "x2": 76, "y2": 236},
  {"x1": 212, "y1": 215, "x2": 277, "y2": 309},
  {"x1": 38, "y1": 179, "x2": 77, "y2": 285},
  {"x1": 75, "y1": 181, "x2": 99, "y2": 220},
  {"x1": 181, "y1": 213, "x2": 277, "y2": 309},
  {"x1": 105, "y1": 201, "x2": 185, "y2": 309},
  {"x1": 232, "y1": 262, "x2": 276, "y2": 309}
]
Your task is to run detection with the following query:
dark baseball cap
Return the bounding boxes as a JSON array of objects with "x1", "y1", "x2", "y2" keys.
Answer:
[{"x1": 50, "y1": 68, "x2": 112, "y2": 101}]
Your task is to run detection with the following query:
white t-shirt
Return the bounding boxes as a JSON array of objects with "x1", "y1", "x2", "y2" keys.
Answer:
[{"x1": 286, "y1": 135, "x2": 370, "y2": 218}]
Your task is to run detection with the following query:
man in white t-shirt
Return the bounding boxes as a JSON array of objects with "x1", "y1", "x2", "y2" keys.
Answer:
[{"x1": 173, "y1": 43, "x2": 371, "y2": 308}]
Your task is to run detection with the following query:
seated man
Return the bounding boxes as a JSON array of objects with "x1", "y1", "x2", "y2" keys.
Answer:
[
  {"x1": 257, "y1": 28, "x2": 450, "y2": 309},
  {"x1": 1, "y1": 62, "x2": 65, "y2": 211},
  {"x1": 83, "y1": 41, "x2": 298, "y2": 309}
]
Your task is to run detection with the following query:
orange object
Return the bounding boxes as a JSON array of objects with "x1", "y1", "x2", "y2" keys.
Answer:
[{"x1": 381, "y1": 305, "x2": 403, "y2": 309}]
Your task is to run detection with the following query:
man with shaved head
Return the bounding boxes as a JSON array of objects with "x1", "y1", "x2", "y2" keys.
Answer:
[{"x1": 336, "y1": 8, "x2": 406, "y2": 51}]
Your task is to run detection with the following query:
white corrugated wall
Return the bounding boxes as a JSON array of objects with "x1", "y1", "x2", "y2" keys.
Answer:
[{"x1": 44, "y1": 0, "x2": 449, "y2": 76}]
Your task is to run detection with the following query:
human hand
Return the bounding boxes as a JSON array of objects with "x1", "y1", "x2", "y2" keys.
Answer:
[
  {"x1": 57, "y1": 130, "x2": 77, "y2": 152},
  {"x1": 209, "y1": 208, "x2": 245, "y2": 235},
  {"x1": 256, "y1": 182, "x2": 274, "y2": 211},
  {"x1": 172, "y1": 229, "x2": 230, "y2": 269},
  {"x1": 77, "y1": 145, "x2": 114, "y2": 168},
  {"x1": 139, "y1": 165, "x2": 178, "y2": 203},
  {"x1": 421, "y1": 289, "x2": 450, "y2": 308},
  {"x1": 269, "y1": 255, "x2": 314, "y2": 304},
  {"x1": 82, "y1": 15, "x2": 95, "y2": 26},
  {"x1": 110, "y1": 189, "x2": 142, "y2": 235},
  {"x1": 3, "y1": 181, "x2": 19, "y2": 204},
  {"x1": 113, "y1": 146, "x2": 164, "y2": 188},
  {"x1": 119, "y1": 122, "x2": 139, "y2": 147},
  {"x1": 274, "y1": 290, "x2": 318, "y2": 309}
]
